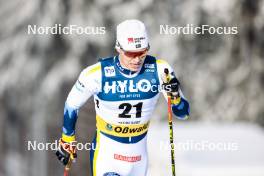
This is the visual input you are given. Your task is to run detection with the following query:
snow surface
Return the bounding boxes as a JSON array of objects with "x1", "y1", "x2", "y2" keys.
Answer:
[{"x1": 147, "y1": 122, "x2": 264, "y2": 176}]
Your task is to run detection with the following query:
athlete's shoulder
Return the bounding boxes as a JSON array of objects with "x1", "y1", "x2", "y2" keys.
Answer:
[
  {"x1": 78, "y1": 62, "x2": 102, "y2": 84},
  {"x1": 155, "y1": 58, "x2": 175, "y2": 76},
  {"x1": 156, "y1": 58, "x2": 170, "y2": 65},
  {"x1": 156, "y1": 58, "x2": 171, "y2": 68},
  {"x1": 82, "y1": 55, "x2": 115, "y2": 75},
  {"x1": 76, "y1": 62, "x2": 102, "y2": 92},
  {"x1": 81, "y1": 62, "x2": 101, "y2": 77}
]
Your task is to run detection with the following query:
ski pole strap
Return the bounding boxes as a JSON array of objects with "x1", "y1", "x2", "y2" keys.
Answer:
[{"x1": 96, "y1": 115, "x2": 150, "y2": 137}]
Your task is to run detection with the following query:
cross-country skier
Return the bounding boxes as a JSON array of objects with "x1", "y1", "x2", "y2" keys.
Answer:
[{"x1": 56, "y1": 19, "x2": 190, "y2": 176}]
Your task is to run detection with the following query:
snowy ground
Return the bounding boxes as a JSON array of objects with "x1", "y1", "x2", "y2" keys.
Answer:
[{"x1": 147, "y1": 121, "x2": 264, "y2": 176}]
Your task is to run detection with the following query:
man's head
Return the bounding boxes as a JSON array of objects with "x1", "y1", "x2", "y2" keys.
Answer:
[{"x1": 115, "y1": 19, "x2": 149, "y2": 72}]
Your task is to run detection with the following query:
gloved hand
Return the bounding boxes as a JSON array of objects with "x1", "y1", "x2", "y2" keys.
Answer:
[
  {"x1": 56, "y1": 138, "x2": 77, "y2": 166},
  {"x1": 163, "y1": 77, "x2": 180, "y2": 97},
  {"x1": 162, "y1": 68, "x2": 180, "y2": 98}
]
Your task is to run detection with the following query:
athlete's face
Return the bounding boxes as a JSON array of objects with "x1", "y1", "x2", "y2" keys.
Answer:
[{"x1": 118, "y1": 48, "x2": 148, "y2": 72}]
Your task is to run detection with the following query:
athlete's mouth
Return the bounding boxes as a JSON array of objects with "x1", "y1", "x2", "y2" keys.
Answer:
[{"x1": 132, "y1": 63, "x2": 142, "y2": 66}]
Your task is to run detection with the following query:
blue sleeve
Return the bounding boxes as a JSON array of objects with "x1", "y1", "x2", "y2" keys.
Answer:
[
  {"x1": 62, "y1": 103, "x2": 78, "y2": 136},
  {"x1": 172, "y1": 97, "x2": 190, "y2": 120}
]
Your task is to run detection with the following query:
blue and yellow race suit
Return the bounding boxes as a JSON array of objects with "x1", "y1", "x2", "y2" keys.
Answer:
[{"x1": 61, "y1": 55, "x2": 190, "y2": 176}]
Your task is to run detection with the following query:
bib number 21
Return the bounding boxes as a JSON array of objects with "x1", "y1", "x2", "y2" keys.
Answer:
[{"x1": 118, "y1": 102, "x2": 143, "y2": 118}]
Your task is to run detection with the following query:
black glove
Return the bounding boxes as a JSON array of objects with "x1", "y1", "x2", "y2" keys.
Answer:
[
  {"x1": 163, "y1": 77, "x2": 180, "y2": 93},
  {"x1": 56, "y1": 139, "x2": 77, "y2": 166},
  {"x1": 162, "y1": 67, "x2": 180, "y2": 96}
]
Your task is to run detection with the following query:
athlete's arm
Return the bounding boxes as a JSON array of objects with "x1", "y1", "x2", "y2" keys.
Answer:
[
  {"x1": 62, "y1": 62, "x2": 101, "y2": 142},
  {"x1": 157, "y1": 59, "x2": 190, "y2": 120}
]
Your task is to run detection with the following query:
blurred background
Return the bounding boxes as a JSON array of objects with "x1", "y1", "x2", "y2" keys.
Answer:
[{"x1": 1, "y1": 0, "x2": 264, "y2": 176}]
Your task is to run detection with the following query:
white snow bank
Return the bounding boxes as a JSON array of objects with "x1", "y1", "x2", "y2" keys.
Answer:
[{"x1": 147, "y1": 122, "x2": 264, "y2": 176}]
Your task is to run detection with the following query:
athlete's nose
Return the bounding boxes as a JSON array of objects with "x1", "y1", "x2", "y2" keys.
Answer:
[{"x1": 134, "y1": 57, "x2": 141, "y2": 63}]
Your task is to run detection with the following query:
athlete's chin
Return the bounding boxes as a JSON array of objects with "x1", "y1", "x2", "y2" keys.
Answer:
[{"x1": 129, "y1": 65, "x2": 141, "y2": 72}]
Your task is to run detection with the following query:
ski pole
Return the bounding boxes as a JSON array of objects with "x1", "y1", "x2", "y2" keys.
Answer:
[
  {"x1": 164, "y1": 68, "x2": 176, "y2": 176},
  {"x1": 63, "y1": 160, "x2": 71, "y2": 176},
  {"x1": 167, "y1": 95, "x2": 176, "y2": 176},
  {"x1": 64, "y1": 154, "x2": 74, "y2": 176}
]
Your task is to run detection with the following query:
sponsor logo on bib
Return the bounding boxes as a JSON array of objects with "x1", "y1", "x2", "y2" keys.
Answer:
[
  {"x1": 104, "y1": 66, "x2": 116, "y2": 77},
  {"x1": 104, "y1": 79, "x2": 156, "y2": 93}
]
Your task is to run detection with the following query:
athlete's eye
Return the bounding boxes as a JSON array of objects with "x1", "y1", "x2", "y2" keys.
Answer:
[{"x1": 122, "y1": 49, "x2": 147, "y2": 58}]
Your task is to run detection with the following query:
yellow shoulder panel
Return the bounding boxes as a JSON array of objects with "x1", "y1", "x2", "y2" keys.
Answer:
[
  {"x1": 84, "y1": 64, "x2": 101, "y2": 77},
  {"x1": 156, "y1": 59, "x2": 168, "y2": 65}
]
